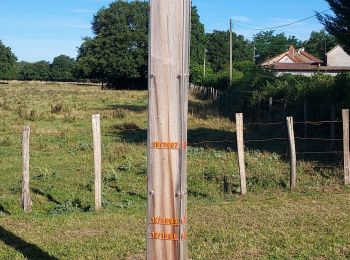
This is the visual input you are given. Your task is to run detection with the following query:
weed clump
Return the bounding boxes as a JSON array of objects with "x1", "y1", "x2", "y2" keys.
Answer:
[
  {"x1": 48, "y1": 198, "x2": 91, "y2": 215},
  {"x1": 51, "y1": 104, "x2": 63, "y2": 114}
]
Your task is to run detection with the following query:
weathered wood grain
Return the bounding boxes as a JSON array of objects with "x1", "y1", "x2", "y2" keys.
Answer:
[
  {"x1": 22, "y1": 126, "x2": 32, "y2": 213},
  {"x1": 147, "y1": 0, "x2": 191, "y2": 259},
  {"x1": 236, "y1": 113, "x2": 247, "y2": 195},
  {"x1": 287, "y1": 117, "x2": 297, "y2": 190},
  {"x1": 92, "y1": 114, "x2": 102, "y2": 210},
  {"x1": 342, "y1": 109, "x2": 350, "y2": 185}
]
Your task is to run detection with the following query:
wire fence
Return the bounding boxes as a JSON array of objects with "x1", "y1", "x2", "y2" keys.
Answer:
[
  {"x1": 1, "y1": 111, "x2": 349, "y2": 214},
  {"x1": 0, "y1": 119, "x2": 345, "y2": 165}
]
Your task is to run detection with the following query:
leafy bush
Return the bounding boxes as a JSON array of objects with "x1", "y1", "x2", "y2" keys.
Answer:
[{"x1": 206, "y1": 61, "x2": 350, "y2": 121}]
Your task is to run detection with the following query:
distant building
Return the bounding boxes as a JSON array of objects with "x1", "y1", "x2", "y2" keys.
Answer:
[
  {"x1": 262, "y1": 45, "x2": 323, "y2": 67},
  {"x1": 261, "y1": 45, "x2": 350, "y2": 76},
  {"x1": 326, "y1": 45, "x2": 350, "y2": 67}
]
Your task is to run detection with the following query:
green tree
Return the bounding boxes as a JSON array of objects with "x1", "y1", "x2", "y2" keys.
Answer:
[
  {"x1": 317, "y1": 0, "x2": 350, "y2": 54},
  {"x1": 190, "y1": 6, "x2": 207, "y2": 68},
  {"x1": 51, "y1": 55, "x2": 75, "y2": 82},
  {"x1": 76, "y1": 0, "x2": 148, "y2": 88},
  {"x1": 253, "y1": 31, "x2": 302, "y2": 64},
  {"x1": 206, "y1": 30, "x2": 252, "y2": 72},
  {"x1": 18, "y1": 61, "x2": 51, "y2": 81},
  {"x1": 18, "y1": 61, "x2": 35, "y2": 80},
  {"x1": 304, "y1": 30, "x2": 337, "y2": 60},
  {"x1": 33, "y1": 61, "x2": 51, "y2": 81},
  {"x1": 76, "y1": 1, "x2": 207, "y2": 89},
  {"x1": 0, "y1": 40, "x2": 18, "y2": 80}
]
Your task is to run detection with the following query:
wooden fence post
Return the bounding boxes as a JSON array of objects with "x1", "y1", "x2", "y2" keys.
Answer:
[
  {"x1": 287, "y1": 117, "x2": 297, "y2": 190},
  {"x1": 342, "y1": 109, "x2": 350, "y2": 185},
  {"x1": 22, "y1": 126, "x2": 32, "y2": 213},
  {"x1": 236, "y1": 113, "x2": 247, "y2": 195},
  {"x1": 92, "y1": 114, "x2": 102, "y2": 210}
]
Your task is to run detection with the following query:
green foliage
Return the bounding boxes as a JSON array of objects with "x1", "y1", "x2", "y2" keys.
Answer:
[
  {"x1": 206, "y1": 30, "x2": 252, "y2": 72},
  {"x1": 51, "y1": 55, "x2": 75, "y2": 82},
  {"x1": 190, "y1": 6, "x2": 207, "y2": 68},
  {"x1": 203, "y1": 70, "x2": 230, "y2": 91},
  {"x1": 49, "y1": 199, "x2": 90, "y2": 215},
  {"x1": 253, "y1": 31, "x2": 302, "y2": 63},
  {"x1": 190, "y1": 63, "x2": 213, "y2": 86},
  {"x1": 0, "y1": 40, "x2": 17, "y2": 80},
  {"x1": 317, "y1": 0, "x2": 350, "y2": 54},
  {"x1": 76, "y1": 0, "x2": 149, "y2": 88},
  {"x1": 216, "y1": 68, "x2": 350, "y2": 121},
  {"x1": 304, "y1": 30, "x2": 338, "y2": 60},
  {"x1": 76, "y1": 1, "x2": 208, "y2": 89},
  {"x1": 18, "y1": 60, "x2": 51, "y2": 81}
]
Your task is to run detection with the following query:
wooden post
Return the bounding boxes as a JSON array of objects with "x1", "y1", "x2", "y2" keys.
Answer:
[
  {"x1": 147, "y1": 0, "x2": 190, "y2": 259},
  {"x1": 342, "y1": 109, "x2": 350, "y2": 185},
  {"x1": 22, "y1": 126, "x2": 32, "y2": 213},
  {"x1": 92, "y1": 114, "x2": 102, "y2": 210},
  {"x1": 236, "y1": 113, "x2": 247, "y2": 195},
  {"x1": 330, "y1": 106, "x2": 336, "y2": 150},
  {"x1": 287, "y1": 117, "x2": 297, "y2": 190}
]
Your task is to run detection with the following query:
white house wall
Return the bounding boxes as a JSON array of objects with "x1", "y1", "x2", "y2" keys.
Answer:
[
  {"x1": 327, "y1": 46, "x2": 350, "y2": 67},
  {"x1": 278, "y1": 56, "x2": 294, "y2": 63},
  {"x1": 276, "y1": 71, "x2": 340, "y2": 77}
]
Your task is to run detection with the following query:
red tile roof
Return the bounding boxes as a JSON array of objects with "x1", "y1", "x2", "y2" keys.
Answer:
[
  {"x1": 300, "y1": 51, "x2": 323, "y2": 63},
  {"x1": 262, "y1": 45, "x2": 323, "y2": 66}
]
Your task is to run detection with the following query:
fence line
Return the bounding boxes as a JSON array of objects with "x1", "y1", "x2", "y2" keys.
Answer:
[{"x1": 2, "y1": 109, "x2": 349, "y2": 212}]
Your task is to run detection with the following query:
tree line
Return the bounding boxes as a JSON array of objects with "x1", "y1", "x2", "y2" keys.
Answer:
[
  {"x1": 0, "y1": 0, "x2": 347, "y2": 88},
  {"x1": 0, "y1": 42, "x2": 76, "y2": 82}
]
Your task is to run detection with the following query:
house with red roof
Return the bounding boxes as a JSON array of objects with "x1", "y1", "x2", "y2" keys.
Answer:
[{"x1": 261, "y1": 45, "x2": 350, "y2": 76}]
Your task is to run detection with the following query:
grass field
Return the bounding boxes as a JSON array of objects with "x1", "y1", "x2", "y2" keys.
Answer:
[{"x1": 0, "y1": 81, "x2": 349, "y2": 259}]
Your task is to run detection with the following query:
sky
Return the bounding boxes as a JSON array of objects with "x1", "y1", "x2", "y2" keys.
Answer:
[{"x1": 0, "y1": 0, "x2": 331, "y2": 62}]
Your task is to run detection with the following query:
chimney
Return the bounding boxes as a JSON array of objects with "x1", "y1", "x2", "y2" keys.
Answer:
[{"x1": 289, "y1": 45, "x2": 295, "y2": 58}]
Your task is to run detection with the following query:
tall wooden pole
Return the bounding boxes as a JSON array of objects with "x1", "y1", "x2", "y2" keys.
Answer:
[
  {"x1": 229, "y1": 18, "x2": 233, "y2": 85},
  {"x1": 147, "y1": 0, "x2": 191, "y2": 259}
]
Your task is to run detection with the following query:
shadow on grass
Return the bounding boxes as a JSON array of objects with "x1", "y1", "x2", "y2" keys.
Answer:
[
  {"x1": 31, "y1": 188, "x2": 60, "y2": 205},
  {"x1": 0, "y1": 205, "x2": 10, "y2": 215},
  {"x1": 188, "y1": 100, "x2": 219, "y2": 119},
  {"x1": 113, "y1": 125, "x2": 237, "y2": 151},
  {"x1": 0, "y1": 226, "x2": 58, "y2": 259},
  {"x1": 110, "y1": 117, "x2": 342, "y2": 170},
  {"x1": 108, "y1": 104, "x2": 146, "y2": 113},
  {"x1": 127, "y1": 192, "x2": 147, "y2": 200}
]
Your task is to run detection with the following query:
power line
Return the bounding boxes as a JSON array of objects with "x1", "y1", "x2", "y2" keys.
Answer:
[{"x1": 233, "y1": 8, "x2": 331, "y2": 31}]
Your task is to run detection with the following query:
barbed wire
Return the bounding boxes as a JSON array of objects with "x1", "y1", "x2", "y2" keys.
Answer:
[
  {"x1": 189, "y1": 140, "x2": 236, "y2": 146},
  {"x1": 244, "y1": 138, "x2": 287, "y2": 143},
  {"x1": 295, "y1": 137, "x2": 342, "y2": 141},
  {"x1": 243, "y1": 122, "x2": 284, "y2": 126},
  {"x1": 294, "y1": 120, "x2": 342, "y2": 125},
  {"x1": 296, "y1": 151, "x2": 342, "y2": 155}
]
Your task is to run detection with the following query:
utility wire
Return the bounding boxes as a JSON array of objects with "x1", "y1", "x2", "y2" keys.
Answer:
[{"x1": 233, "y1": 8, "x2": 331, "y2": 31}]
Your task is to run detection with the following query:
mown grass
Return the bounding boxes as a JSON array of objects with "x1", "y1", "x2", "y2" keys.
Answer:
[{"x1": 0, "y1": 81, "x2": 349, "y2": 259}]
